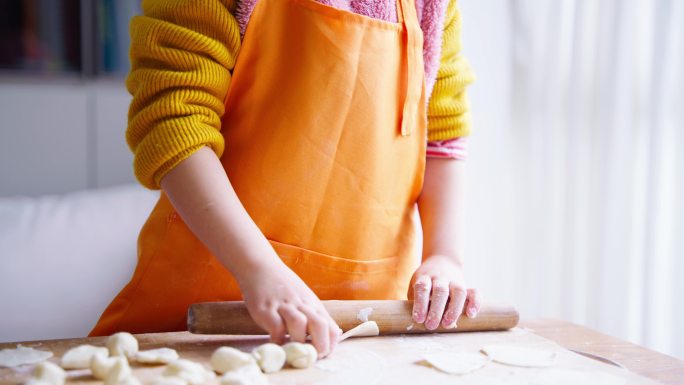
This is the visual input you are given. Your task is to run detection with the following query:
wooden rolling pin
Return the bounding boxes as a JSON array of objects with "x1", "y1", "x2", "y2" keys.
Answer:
[{"x1": 188, "y1": 300, "x2": 518, "y2": 335}]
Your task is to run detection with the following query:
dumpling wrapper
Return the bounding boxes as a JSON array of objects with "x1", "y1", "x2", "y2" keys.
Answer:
[
  {"x1": 0, "y1": 346, "x2": 53, "y2": 368},
  {"x1": 420, "y1": 352, "x2": 489, "y2": 375},
  {"x1": 481, "y1": 345, "x2": 556, "y2": 368}
]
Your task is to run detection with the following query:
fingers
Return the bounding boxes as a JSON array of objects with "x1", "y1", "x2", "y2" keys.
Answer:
[
  {"x1": 412, "y1": 275, "x2": 432, "y2": 323},
  {"x1": 275, "y1": 303, "x2": 338, "y2": 357},
  {"x1": 442, "y1": 285, "x2": 467, "y2": 328},
  {"x1": 299, "y1": 306, "x2": 331, "y2": 357},
  {"x1": 327, "y1": 315, "x2": 342, "y2": 352},
  {"x1": 277, "y1": 305, "x2": 308, "y2": 343},
  {"x1": 261, "y1": 308, "x2": 287, "y2": 345},
  {"x1": 425, "y1": 278, "x2": 449, "y2": 330},
  {"x1": 465, "y1": 288, "x2": 481, "y2": 318}
]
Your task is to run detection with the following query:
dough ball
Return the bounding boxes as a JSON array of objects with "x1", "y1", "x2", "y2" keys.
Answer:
[
  {"x1": 133, "y1": 348, "x2": 179, "y2": 365},
  {"x1": 210, "y1": 347, "x2": 255, "y2": 374},
  {"x1": 106, "y1": 333, "x2": 139, "y2": 358},
  {"x1": 103, "y1": 359, "x2": 141, "y2": 385},
  {"x1": 148, "y1": 376, "x2": 188, "y2": 385},
  {"x1": 251, "y1": 343, "x2": 286, "y2": 374},
  {"x1": 163, "y1": 359, "x2": 215, "y2": 385},
  {"x1": 91, "y1": 354, "x2": 127, "y2": 380},
  {"x1": 282, "y1": 343, "x2": 317, "y2": 369},
  {"x1": 220, "y1": 364, "x2": 268, "y2": 385},
  {"x1": 60, "y1": 345, "x2": 108, "y2": 369},
  {"x1": 104, "y1": 359, "x2": 135, "y2": 385},
  {"x1": 33, "y1": 361, "x2": 66, "y2": 385}
]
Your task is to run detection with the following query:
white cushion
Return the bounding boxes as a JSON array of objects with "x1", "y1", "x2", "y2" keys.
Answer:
[{"x1": 0, "y1": 185, "x2": 158, "y2": 342}]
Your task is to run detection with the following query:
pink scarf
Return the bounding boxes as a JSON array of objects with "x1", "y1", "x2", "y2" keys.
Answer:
[{"x1": 235, "y1": 0, "x2": 449, "y2": 100}]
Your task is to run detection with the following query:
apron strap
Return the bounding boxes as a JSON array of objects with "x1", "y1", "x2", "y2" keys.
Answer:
[{"x1": 396, "y1": 0, "x2": 423, "y2": 136}]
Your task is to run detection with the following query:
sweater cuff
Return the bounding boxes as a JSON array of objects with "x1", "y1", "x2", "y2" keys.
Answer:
[
  {"x1": 426, "y1": 112, "x2": 472, "y2": 142},
  {"x1": 131, "y1": 119, "x2": 225, "y2": 190}
]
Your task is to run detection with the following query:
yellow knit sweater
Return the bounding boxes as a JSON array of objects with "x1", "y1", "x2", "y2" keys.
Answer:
[{"x1": 126, "y1": 0, "x2": 474, "y2": 189}]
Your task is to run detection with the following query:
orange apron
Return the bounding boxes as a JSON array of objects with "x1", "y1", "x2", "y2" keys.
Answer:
[{"x1": 91, "y1": 0, "x2": 426, "y2": 336}]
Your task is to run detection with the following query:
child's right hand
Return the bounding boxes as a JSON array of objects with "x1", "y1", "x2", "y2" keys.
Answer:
[
  {"x1": 237, "y1": 260, "x2": 342, "y2": 357},
  {"x1": 160, "y1": 148, "x2": 340, "y2": 356}
]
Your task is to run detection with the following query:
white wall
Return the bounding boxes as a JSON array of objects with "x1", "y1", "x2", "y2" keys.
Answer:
[
  {"x1": 0, "y1": 82, "x2": 89, "y2": 196},
  {"x1": 0, "y1": 80, "x2": 135, "y2": 197}
]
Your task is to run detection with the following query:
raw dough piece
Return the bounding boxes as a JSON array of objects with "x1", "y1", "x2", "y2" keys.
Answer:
[
  {"x1": 532, "y1": 369, "x2": 626, "y2": 385},
  {"x1": 338, "y1": 321, "x2": 380, "y2": 342},
  {"x1": 91, "y1": 354, "x2": 127, "y2": 380},
  {"x1": 220, "y1": 364, "x2": 269, "y2": 385},
  {"x1": 251, "y1": 344, "x2": 286, "y2": 373},
  {"x1": 210, "y1": 347, "x2": 255, "y2": 374},
  {"x1": 356, "y1": 307, "x2": 373, "y2": 322},
  {"x1": 148, "y1": 376, "x2": 187, "y2": 385},
  {"x1": 104, "y1": 359, "x2": 130, "y2": 385},
  {"x1": 0, "y1": 345, "x2": 53, "y2": 368},
  {"x1": 33, "y1": 361, "x2": 66, "y2": 385},
  {"x1": 163, "y1": 359, "x2": 216, "y2": 385},
  {"x1": 282, "y1": 342, "x2": 317, "y2": 369},
  {"x1": 133, "y1": 348, "x2": 178, "y2": 365},
  {"x1": 419, "y1": 352, "x2": 489, "y2": 375},
  {"x1": 61, "y1": 345, "x2": 108, "y2": 369},
  {"x1": 107, "y1": 333, "x2": 139, "y2": 358},
  {"x1": 105, "y1": 359, "x2": 141, "y2": 385},
  {"x1": 481, "y1": 345, "x2": 556, "y2": 368}
]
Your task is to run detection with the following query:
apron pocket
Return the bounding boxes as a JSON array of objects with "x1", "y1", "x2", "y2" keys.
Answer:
[{"x1": 268, "y1": 239, "x2": 409, "y2": 300}]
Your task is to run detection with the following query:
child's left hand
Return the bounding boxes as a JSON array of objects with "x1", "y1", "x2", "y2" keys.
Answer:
[{"x1": 408, "y1": 255, "x2": 481, "y2": 330}]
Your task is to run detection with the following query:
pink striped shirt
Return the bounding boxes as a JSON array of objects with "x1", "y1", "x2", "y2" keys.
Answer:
[{"x1": 426, "y1": 137, "x2": 467, "y2": 160}]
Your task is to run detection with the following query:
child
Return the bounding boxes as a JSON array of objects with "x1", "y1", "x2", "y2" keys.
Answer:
[{"x1": 91, "y1": 0, "x2": 480, "y2": 357}]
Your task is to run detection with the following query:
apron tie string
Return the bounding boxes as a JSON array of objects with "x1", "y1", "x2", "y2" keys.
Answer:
[{"x1": 397, "y1": 0, "x2": 423, "y2": 137}]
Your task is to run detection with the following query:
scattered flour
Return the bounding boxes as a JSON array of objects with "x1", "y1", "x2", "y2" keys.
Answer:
[{"x1": 356, "y1": 307, "x2": 374, "y2": 323}]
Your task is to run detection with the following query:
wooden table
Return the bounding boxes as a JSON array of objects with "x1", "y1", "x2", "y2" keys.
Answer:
[
  {"x1": 1, "y1": 319, "x2": 682, "y2": 385},
  {"x1": 520, "y1": 319, "x2": 684, "y2": 385}
]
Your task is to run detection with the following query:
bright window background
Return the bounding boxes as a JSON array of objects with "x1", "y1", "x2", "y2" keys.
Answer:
[{"x1": 460, "y1": 0, "x2": 684, "y2": 359}]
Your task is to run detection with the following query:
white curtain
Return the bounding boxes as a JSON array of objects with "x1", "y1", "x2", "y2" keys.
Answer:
[{"x1": 462, "y1": 0, "x2": 684, "y2": 359}]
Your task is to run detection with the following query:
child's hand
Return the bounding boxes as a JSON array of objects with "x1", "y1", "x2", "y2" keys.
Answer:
[
  {"x1": 237, "y1": 261, "x2": 342, "y2": 357},
  {"x1": 408, "y1": 255, "x2": 481, "y2": 330}
]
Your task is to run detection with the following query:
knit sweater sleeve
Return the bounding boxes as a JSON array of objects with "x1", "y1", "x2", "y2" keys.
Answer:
[
  {"x1": 426, "y1": 0, "x2": 475, "y2": 141},
  {"x1": 125, "y1": 0, "x2": 240, "y2": 189}
]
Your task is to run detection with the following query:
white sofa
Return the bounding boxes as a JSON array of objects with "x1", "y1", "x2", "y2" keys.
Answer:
[{"x1": 0, "y1": 185, "x2": 159, "y2": 342}]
